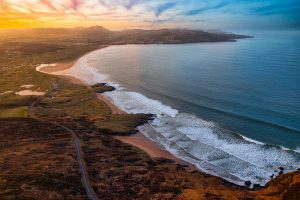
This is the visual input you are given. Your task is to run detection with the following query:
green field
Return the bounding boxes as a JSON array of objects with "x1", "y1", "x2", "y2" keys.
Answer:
[{"x1": 0, "y1": 106, "x2": 28, "y2": 118}]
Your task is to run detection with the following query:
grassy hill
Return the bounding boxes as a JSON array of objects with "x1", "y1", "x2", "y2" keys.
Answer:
[{"x1": 0, "y1": 26, "x2": 250, "y2": 45}]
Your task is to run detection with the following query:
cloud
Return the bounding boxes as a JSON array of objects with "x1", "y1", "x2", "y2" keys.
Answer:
[
  {"x1": 190, "y1": 19, "x2": 206, "y2": 23},
  {"x1": 39, "y1": 0, "x2": 58, "y2": 11},
  {"x1": 0, "y1": 0, "x2": 299, "y2": 29},
  {"x1": 155, "y1": 2, "x2": 176, "y2": 17},
  {"x1": 97, "y1": 0, "x2": 116, "y2": 10},
  {"x1": 143, "y1": 17, "x2": 174, "y2": 24},
  {"x1": 125, "y1": 0, "x2": 142, "y2": 10},
  {"x1": 185, "y1": 2, "x2": 229, "y2": 16},
  {"x1": 69, "y1": 0, "x2": 81, "y2": 10},
  {"x1": 96, "y1": 0, "x2": 144, "y2": 11},
  {"x1": 250, "y1": 3, "x2": 300, "y2": 16}
]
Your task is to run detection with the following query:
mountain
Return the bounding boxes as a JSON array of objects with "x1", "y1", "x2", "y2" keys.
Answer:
[
  {"x1": 110, "y1": 28, "x2": 250, "y2": 44},
  {"x1": 0, "y1": 26, "x2": 251, "y2": 45}
]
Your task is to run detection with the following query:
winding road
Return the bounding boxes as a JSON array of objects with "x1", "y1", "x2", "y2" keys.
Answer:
[{"x1": 28, "y1": 81, "x2": 98, "y2": 200}]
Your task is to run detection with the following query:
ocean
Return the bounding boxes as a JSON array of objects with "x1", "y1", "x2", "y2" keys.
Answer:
[{"x1": 67, "y1": 31, "x2": 300, "y2": 186}]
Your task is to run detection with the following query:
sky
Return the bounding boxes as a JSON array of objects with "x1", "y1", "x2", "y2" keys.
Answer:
[{"x1": 0, "y1": 0, "x2": 299, "y2": 30}]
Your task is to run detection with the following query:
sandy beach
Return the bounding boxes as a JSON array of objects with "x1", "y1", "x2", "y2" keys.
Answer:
[
  {"x1": 1, "y1": 24, "x2": 298, "y2": 199},
  {"x1": 34, "y1": 51, "x2": 300, "y2": 199},
  {"x1": 36, "y1": 60, "x2": 195, "y2": 168},
  {"x1": 39, "y1": 62, "x2": 76, "y2": 73}
]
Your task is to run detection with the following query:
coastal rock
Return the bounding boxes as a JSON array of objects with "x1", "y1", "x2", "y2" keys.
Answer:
[
  {"x1": 92, "y1": 83, "x2": 107, "y2": 87},
  {"x1": 245, "y1": 181, "x2": 251, "y2": 187},
  {"x1": 91, "y1": 82, "x2": 116, "y2": 93},
  {"x1": 279, "y1": 167, "x2": 284, "y2": 171},
  {"x1": 94, "y1": 86, "x2": 115, "y2": 93}
]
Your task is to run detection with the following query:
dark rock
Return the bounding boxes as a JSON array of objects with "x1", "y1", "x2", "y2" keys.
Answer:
[
  {"x1": 270, "y1": 174, "x2": 274, "y2": 179},
  {"x1": 94, "y1": 86, "x2": 115, "y2": 93},
  {"x1": 245, "y1": 180, "x2": 251, "y2": 187},
  {"x1": 92, "y1": 83, "x2": 106, "y2": 87},
  {"x1": 253, "y1": 184, "x2": 262, "y2": 189},
  {"x1": 279, "y1": 167, "x2": 284, "y2": 171},
  {"x1": 278, "y1": 171, "x2": 284, "y2": 175}
]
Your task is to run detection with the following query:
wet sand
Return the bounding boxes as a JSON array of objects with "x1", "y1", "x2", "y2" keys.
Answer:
[
  {"x1": 34, "y1": 55, "x2": 300, "y2": 199},
  {"x1": 114, "y1": 132, "x2": 171, "y2": 158},
  {"x1": 36, "y1": 61, "x2": 195, "y2": 168},
  {"x1": 96, "y1": 91, "x2": 195, "y2": 169}
]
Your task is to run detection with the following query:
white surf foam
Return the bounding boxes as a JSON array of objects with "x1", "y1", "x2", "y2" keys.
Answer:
[
  {"x1": 64, "y1": 50, "x2": 178, "y2": 117},
  {"x1": 240, "y1": 135, "x2": 265, "y2": 145},
  {"x1": 104, "y1": 91, "x2": 178, "y2": 117},
  {"x1": 66, "y1": 56, "x2": 107, "y2": 84},
  {"x1": 294, "y1": 147, "x2": 300, "y2": 153},
  {"x1": 147, "y1": 113, "x2": 300, "y2": 186},
  {"x1": 63, "y1": 49, "x2": 300, "y2": 187}
]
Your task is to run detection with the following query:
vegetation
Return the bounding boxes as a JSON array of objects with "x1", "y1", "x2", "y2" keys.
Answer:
[
  {"x1": 0, "y1": 26, "x2": 250, "y2": 45},
  {"x1": 0, "y1": 106, "x2": 28, "y2": 118},
  {"x1": 0, "y1": 28, "x2": 298, "y2": 200},
  {"x1": 0, "y1": 118, "x2": 86, "y2": 199}
]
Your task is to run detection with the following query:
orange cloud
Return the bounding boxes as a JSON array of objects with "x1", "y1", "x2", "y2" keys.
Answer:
[
  {"x1": 40, "y1": 0, "x2": 58, "y2": 11},
  {"x1": 0, "y1": 0, "x2": 178, "y2": 29}
]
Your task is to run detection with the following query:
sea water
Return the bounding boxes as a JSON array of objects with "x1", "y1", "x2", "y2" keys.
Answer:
[{"x1": 67, "y1": 30, "x2": 300, "y2": 186}]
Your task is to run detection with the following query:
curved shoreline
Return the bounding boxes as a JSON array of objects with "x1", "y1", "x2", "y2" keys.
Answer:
[
  {"x1": 35, "y1": 55, "x2": 197, "y2": 169},
  {"x1": 36, "y1": 46, "x2": 300, "y2": 189},
  {"x1": 36, "y1": 55, "x2": 248, "y2": 187}
]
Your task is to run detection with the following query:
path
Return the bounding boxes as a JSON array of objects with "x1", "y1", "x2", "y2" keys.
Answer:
[{"x1": 28, "y1": 81, "x2": 98, "y2": 200}]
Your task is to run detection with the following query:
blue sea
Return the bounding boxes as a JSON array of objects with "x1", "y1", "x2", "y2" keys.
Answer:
[{"x1": 68, "y1": 30, "x2": 300, "y2": 186}]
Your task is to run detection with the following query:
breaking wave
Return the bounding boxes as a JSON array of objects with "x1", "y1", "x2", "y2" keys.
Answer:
[{"x1": 65, "y1": 49, "x2": 300, "y2": 187}]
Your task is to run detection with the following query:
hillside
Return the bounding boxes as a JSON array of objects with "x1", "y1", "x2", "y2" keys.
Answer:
[
  {"x1": 2, "y1": 28, "x2": 298, "y2": 200},
  {"x1": 110, "y1": 29, "x2": 250, "y2": 44},
  {"x1": 0, "y1": 26, "x2": 250, "y2": 45}
]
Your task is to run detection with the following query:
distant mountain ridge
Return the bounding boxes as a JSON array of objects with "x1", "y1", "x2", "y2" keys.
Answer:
[
  {"x1": 111, "y1": 28, "x2": 250, "y2": 44},
  {"x1": 0, "y1": 26, "x2": 251, "y2": 44}
]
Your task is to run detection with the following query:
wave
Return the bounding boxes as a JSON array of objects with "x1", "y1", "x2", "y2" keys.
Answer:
[
  {"x1": 65, "y1": 50, "x2": 300, "y2": 187},
  {"x1": 240, "y1": 135, "x2": 265, "y2": 145},
  {"x1": 105, "y1": 91, "x2": 178, "y2": 117},
  {"x1": 171, "y1": 96, "x2": 300, "y2": 134}
]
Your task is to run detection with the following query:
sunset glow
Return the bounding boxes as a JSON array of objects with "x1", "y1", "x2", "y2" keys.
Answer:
[{"x1": 0, "y1": 0, "x2": 299, "y2": 30}]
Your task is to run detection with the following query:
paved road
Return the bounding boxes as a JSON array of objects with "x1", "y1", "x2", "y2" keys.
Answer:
[{"x1": 29, "y1": 81, "x2": 98, "y2": 200}]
